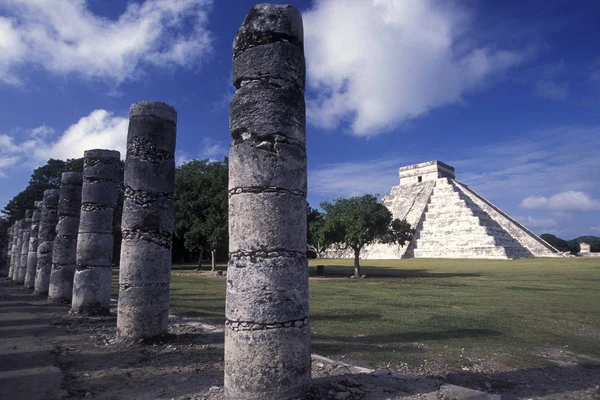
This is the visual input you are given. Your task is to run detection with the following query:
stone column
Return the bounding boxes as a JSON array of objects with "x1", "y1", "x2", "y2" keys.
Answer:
[
  {"x1": 16, "y1": 210, "x2": 33, "y2": 283},
  {"x1": 35, "y1": 189, "x2": 60, "y2": 295},
  {"x1": 71, "y1": 149, "x2": 120, "y2": 315},
  {"x1": 9, "y1": 224, "x2": 19, "y2": 279},
  {"x1": 10, "y1": 219, "x2": 23, "y2": 280},
  {"x1": 116, "y1": 101, "x2": 176, "y2": 341},
  {"x1": 224, "y1": 5, "x2": 310, "y2": 400},
  {"x1": 24, "y1": 201, "x2": 42, "y2": 289},
  {"x1": 49, "y1": 172, "x2": 83, "y2": 303}
]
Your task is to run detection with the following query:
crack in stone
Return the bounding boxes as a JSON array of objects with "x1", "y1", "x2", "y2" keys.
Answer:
[
  {"x1": 226, "y1": 316, "x2": 308, "y2": 331},
  {"x1": 122, "y1": 229, "x2": 172, "y2": 249},
  {"x1": 124, "y1": 186, "x2": 174, "y2": 207},
  {"x1": 51, "y1": 263, "x2": 75, "y2": 270},
  {"x1": 55, "y1": 234, "x2": 77, "y2": 240},
  {"x1": 229, "y1": 249, "x2": 306, "y2": 261},
  {"x1": 231, "y1": 129, "x2": 305, "y2": 149},
  {"x1": 229, "y1": 186, "x2": 305, "y2": 197},
  {"x1": 76, "y1": 264, "x2": 112, "y2": 271},
  {"x1": 81, "y1": 203, "x2": 116, "y2": 212},
  {"x1": 84, "y1": 177, "x2": 119, "y2": 184},
  {"x1": 237, "y1": 76, "x2": 303, "y2": 93},
  {"x1": 234, "y1": 31, "x2": 302, "y2": 58},
  {"x1": 119, "y1": 282, "x2": 169, "y2": 289},
  {"x1": 127, "y1": 137, "x2": 174, "y2": 163}
]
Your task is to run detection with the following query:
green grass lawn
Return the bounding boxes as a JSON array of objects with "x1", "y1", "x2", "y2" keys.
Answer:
[{"x1": 113, "y1": 257, "x2": 600, "y2": 372}]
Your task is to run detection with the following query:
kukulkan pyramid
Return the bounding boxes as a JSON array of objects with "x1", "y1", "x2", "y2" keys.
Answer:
[{"x1": 329, "y1": 161, "x2": 561, "y2": 259}]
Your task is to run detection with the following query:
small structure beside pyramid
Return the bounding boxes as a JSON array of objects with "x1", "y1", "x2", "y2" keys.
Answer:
[{"x1": 329, "y1": 161, "x2": 561, "y2": 259}]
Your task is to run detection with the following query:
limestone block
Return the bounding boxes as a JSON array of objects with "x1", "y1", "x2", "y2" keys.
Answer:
[
  {"x1": 35, "y1": 189, "x2": 60, "y2": 294},
  {"x1": 229, "y1": 140, "x2": 306, "y2": 193},
  {"x1": 71, "y1": 266, "x2": 112, "y2": 314},
  {"x1": 224, "y1": 325, "x2": 311, "y2": 400},
  {"x1": 120, "y1": 195, "x2": 174, "y2": 234},
  {"x1": 117, "y1": 285, "x2": 170, "y2": 339},
  {"x1": 83, "y1": 149, "x2": 121, "y2": 181},
  {"x1": 228, "y1": 192, "x2": 306, "y2": 254},
  {"x1": 76, "y1": 233, "x2": 114, "y2": 266},
  {"x1": 81, "y1": 182, "x2": 119, "y2": 207},
  {"x1": 226, "y1": 255, "x2": 308, "y2": 324},
  {"x1": 230, "y1": 81, "x2": 305, "y2": 145},
  {"x1": 24, "y1": 201, "x2": 42, "y2": 289},
  {"x1": 78, "y1": 208, "x2": 115, "y2": 233},
  {"x1": 233, "y1": 41, "x2": 305, "y2": 89},
  {"x1": 119, "y1": 240, "x2": 171, "y2": 285}
]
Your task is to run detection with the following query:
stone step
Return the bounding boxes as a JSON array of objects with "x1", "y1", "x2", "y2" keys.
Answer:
[
  {"x1": 418, "y1": 225, "x2": 509, "y2": 237},
  {"x1": 428, "y1": 193, "x2": 462, "y2": 203},
  {"x1": 414, "y1": 246, "x2": 509, "y2": 259},
  {"x1": 416, "y1": 235, "x2": 514, "y2": 247}
]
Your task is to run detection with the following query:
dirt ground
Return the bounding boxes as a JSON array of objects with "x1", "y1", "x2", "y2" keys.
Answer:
[{"x1": 1, "y1": 279, "x2": 599, "y2": 400}]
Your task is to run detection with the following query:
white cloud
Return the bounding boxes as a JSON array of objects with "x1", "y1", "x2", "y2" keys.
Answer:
[
  {"x1": 535, "y1": 79, "x2": 568, "y2": 101},
  {"x1": 303, "y1": 0, "x2": 528, "y2": 136},
  {"x1": 0, "y1": 0, "x2": 213, "y2": 85},
  {"x1": 0, "y1": 111, "x2": 128, "y2": 177},
  {"x1": 198, "y1": 137, "x2": 227, "y2": 161},
  {"x1": 520, "y1": 191, "x2": 600, "y2": 212}
]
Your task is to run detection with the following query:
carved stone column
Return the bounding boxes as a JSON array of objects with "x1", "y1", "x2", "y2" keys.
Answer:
[
  {"x1": 117, "y1": 101, "x2": 176, "y2": 341},
  {"x1": 1, "y1": 225, "x2": 13, "y2": 277},
  {"x1": 24, "y1": 201, "x2": 42, "y2": 289},
  {"x1": 224, "y1": 4, "x2": 310, "y2": 399},
  {"x1": 71, "y1": 149, "x2": 120, "y2": 315},
  {"x1": 49, "y1": 172, "x2": 83, "y2": 302},
  {"x1": 35, "y1": 189, "x2": 60, "y2": 295},
  {"x1": 16, "y1": 210, "x2": 32, "y2": 283},
  {"x1": 10, "y1": 219, "x2": 23, "y2": 280}
]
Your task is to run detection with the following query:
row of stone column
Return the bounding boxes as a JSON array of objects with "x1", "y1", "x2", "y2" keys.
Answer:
[
  {"x1": 2, "y1": 5, "x2": 310, "y2": 399},
  {"x1": 1, "y1": 101, "x2": 176, "y2": 333}
]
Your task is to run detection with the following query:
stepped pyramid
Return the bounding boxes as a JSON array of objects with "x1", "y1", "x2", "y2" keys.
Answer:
[{"x1": 334, "y1": 161, "x2": 561, "y2": 260}]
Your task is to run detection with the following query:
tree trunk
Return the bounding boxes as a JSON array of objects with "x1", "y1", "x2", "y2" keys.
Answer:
[
  {"x1": 353, "y1": 248, "x2": 361, "y2": 278},
  {"x1": 211, "y1": 249, "x2": 216, "y2": 271},
  {"x1": 197, "y1": 248, "x2": 203, "y2": 270}
]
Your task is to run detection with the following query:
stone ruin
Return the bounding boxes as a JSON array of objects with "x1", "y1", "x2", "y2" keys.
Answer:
[
  {"x1": 225, "y1": 4, "x2": 310, "y2": 399},
  {"x1": 116, "y1": 101, "x2": 177, "y2": 341},
  {"x1": 578, "y1": 242, "x2": 600, "y2": 257},
  {"x1": 34, "y1": 189, "x2": 60, "y2": 295},
  {"x1": 327, "y1": 160, "x2": 562, "y2": 260},
  {"x1": 1, "y1": 4, "x2": 312, "y2": 399},
  {"x1": 49, "y1": 172, "x2": 83, "y2": 303},
  {"x1": 71, "y1": 149, "x2": 121, "y2": 315}
]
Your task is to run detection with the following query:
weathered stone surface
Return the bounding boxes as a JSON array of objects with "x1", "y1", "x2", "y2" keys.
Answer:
[
  {"x1": 224, "y1": 326, "x2": 311, "y2": 400},
  {"x1": 230, "y1": 81, "x2": 305, "y2": 145},
  {"x1": 228, "y1": 139, "x2": 306, "y2": 193},
  {"x1": 233, "y1": 41, "x2": 305, "y2": 89},
  {"x1": 117, "y1": 101, "x2": 176, "y2": 341},
  {"x1": 7, "y1": 223, "x2": 18, "y2": 279},
  {"x1": 439, "y1": 384, "x2": 501, "y2": 400},
  {"x1": 48, "y1": 173, "x2": 82, "y2": 303},
  {"x1": 225, "y1": 5, "x2": 309, "y2": 400},
  {"x1": 35, "y1": 190, "x2": 60, "y2": 293},
  {"x1": 16, "y1": 210, "x2": 33, "y2": 283},
  {"x1": 10, "y1": 219, "x2": 23, "y2": 280},
  {"x1": 226, "y1": 255, "x2": 308, "y2": 323},
  {"x1": 229, "y1": 192, "x2": 306, "y2": 254},
  {"x1": 71, "y1": 266, "x2": 112, "y2": 314},
  {"x1": 24, "y1": 201, "x2": 42, "y2": 289}
]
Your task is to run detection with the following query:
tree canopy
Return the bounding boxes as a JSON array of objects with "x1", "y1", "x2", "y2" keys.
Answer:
[
  {"x1": 320, "y1": 194, "x2": 413, "y2": 277},
  {"x1": 174, "y1": 159, "x2": 228, "y2": 270}
]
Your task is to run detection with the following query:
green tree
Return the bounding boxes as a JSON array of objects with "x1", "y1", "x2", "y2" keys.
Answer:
[
  {"x1": 321, "y1": 194, "x2": 412, "y2": 278},
  {"x1": 2, "y1": 158, "x2": 84, "y2": 223},
  {"x1": 307, "y1": 206, "x2": 328, "y2": 258},
  {"x1": 174, "y1": 159, "x2": 228, "y2": 270}
]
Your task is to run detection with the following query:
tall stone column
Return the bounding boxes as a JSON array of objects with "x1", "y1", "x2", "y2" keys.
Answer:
[
  {"x1": 71, "y1": 149, "x2": 120, "y2": 315},
  {"x1": 225, "y1": 5, "x2": 310, "y2": 400},
  {"x1": 10, "y1": 219, "x2": 23, "y2": 280},
  {"x1": 116, "y1": 101, "x2": 177, "y2": 341},
  {"x1": 49, "y1": 172, "x2": 83, "y2": 303},
  {"x1": 24, "y1": 201, "x2": 42, "y2": 289},
  {"x1": 35, "y1": 189, "x2": 60, "y2": 295},
  {"x1": 9, "y1": 224, "x2": 19, "y2": 279},
  {"x1": 16, "y1": 210, "x2": 33, "y2": 283}
]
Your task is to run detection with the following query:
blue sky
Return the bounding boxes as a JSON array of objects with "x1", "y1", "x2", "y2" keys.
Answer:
[{"x1": 1, "y1": 0, "x2": 599, "y2": 239}]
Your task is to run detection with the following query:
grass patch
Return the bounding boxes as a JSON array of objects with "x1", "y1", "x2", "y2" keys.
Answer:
[{"x1": 112, "y1": 257, "x2": 600, "y2": 371}]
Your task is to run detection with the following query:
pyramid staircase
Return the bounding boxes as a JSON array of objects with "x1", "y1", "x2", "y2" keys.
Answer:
[{"x1": 413, "y1": 178, "x2": 533, "y2": 259}]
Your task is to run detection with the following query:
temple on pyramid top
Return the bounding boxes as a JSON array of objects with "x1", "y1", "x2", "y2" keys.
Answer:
[
  {"x1": 399, "y1": 160, "x2": 455, "y2": 185},
  {"x1": 326, "y1": 160, "x2": 562, "y2": 260}
]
